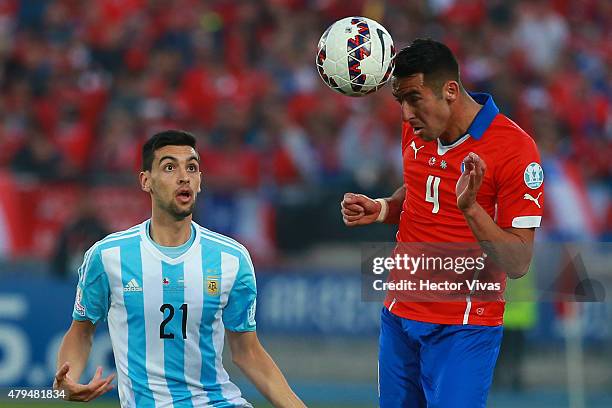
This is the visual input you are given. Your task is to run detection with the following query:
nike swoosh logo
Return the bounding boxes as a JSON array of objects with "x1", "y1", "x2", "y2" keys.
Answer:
[{"x1": 376, "y1": 28, "x2": 385, "y2": 68}]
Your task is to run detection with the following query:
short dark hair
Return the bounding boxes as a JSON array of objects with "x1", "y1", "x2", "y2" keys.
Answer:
[
  {"x1": 142, "y1": 130, "x2": 197, "y2": 171},
  {"x1": 394, "y1": 38, "x2": 460, "y2": 91}
]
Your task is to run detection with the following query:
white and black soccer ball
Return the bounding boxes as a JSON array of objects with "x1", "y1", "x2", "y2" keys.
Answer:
[{"x1": 316, "y1": 16, "x2": 395, "y2": 96}]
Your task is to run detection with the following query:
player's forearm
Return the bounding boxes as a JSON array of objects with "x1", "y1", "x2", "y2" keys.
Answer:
[
  {"x1": 462, "y1": 203, "x2": 532, "y2": 279},
  {"x1": 234, "y1": 346, "x2": 305, "y2": 408},
  {"x1": 56, "y1": 326, "x2": 93, "y2": 382},
  {"x1": 381, "y1": 185, "x2": 406, "y2": 224}
]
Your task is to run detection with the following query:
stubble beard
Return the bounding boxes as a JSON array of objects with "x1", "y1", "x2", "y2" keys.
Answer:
[
  {"x1": 169, "y1": 201, "x2": 195, "y2": 220},
  {"x1": 155, "y1": 196, "x2": 196, "y2": 220}
]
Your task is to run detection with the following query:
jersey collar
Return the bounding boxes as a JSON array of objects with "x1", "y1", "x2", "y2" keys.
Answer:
[
  {"x1": 465, "y1": 92, "x2": 499, "y2": 140},
  {"x1": 140, "y1": 219, "x2": 201, "y2": 265}
]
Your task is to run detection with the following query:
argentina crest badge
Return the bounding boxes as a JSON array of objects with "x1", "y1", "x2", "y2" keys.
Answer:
[{"x1": 207, "y1": 276, "x2": 220, "y2": 296}]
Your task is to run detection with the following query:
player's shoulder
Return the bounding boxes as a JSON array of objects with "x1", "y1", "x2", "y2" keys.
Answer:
[
  {"x1": 88, "y1": 222, "x2": 144, "y2": 254},
  {"x1": 195, "y1": 223, "x2": 253, "y2": 262},
  {"x1": 488, "y1": 114, "x2": 538, "y2": 150}
]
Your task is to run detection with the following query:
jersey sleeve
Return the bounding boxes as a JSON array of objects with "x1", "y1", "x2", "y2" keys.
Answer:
[
  {"x1": 223, "y1": 250, "x2": 257, "y2": 332},
  {"x1": 72, "y1": 246, "x2": 110, "y2": 324},
  {"x1": 495, "y1": 134, "x2": 544, "y2": 229}
]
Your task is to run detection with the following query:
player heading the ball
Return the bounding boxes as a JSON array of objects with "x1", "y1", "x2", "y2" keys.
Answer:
[{"x1": 341, "y1": 38, "x2": 544, "y2": 408}]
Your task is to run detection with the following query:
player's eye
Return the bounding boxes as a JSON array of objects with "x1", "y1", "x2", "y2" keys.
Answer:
[
  {"x1": 187, "y1": 164, "x2": 197, "y2": 172},
  {"x1": 164, "y1": 163, "x2": 174, "y2": 171}
]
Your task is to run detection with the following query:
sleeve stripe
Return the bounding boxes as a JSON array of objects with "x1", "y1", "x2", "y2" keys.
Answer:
[{"x1": 512, "y1": 216, "x2": 542, "y2": 228}]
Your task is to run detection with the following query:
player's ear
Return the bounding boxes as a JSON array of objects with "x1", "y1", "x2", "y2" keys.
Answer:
[
  {"x1": 140, "y1": 171, "x2": 151, "y2": 193},
  {"x1": 197, "y1": 172, "x2": 202, "y2": 193},
  {"x1": 444, "y1": 81, "x2": 459, "y2": 102}
]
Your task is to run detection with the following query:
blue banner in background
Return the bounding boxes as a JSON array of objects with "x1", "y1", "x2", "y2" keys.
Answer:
[
  {"x1": 0, "y1": 272, "x2": 611, "y2": 387},
  {"x1": 256, "y1": 272, "x2": 381, "y2": 335}
]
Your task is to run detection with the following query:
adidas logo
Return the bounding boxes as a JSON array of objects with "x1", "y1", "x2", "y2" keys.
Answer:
[{"x1": 124, "y1": 279, "x2": 143, "y2": 292}]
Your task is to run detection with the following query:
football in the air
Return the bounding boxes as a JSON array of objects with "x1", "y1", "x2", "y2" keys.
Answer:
[{"x1": 316, "y1": 16, "x2": 395, "y2": 96}]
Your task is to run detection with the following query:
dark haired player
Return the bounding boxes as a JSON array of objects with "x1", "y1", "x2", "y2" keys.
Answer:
[
  {"x1": 54, "y1": 130, "x2": 305, "y2": 407},
  {"x1": 341, "y1": 39, "x2": 544, "y2": 407}
]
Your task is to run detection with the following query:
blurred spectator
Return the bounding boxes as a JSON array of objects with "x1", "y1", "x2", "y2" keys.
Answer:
[
  {"x1": 93, "y1": 108, "x2": 140, "y2": 178},
  {"x1": 338, "y1": 95, "x2": 400, "y2": 192},
  {"x1": 512, "y1": 0, "x2": 569, "y2": 74},
  {"x1": 0, "y1": 0, "x2": 609, "y2": 260},
  {"x1": 199, "y1": 103, "x2": 260, "y2": 192},
  {"x1": 10, "y1": 124, "x2": 72, "y2": 180},
  {"x1": 257, "y1": 101, "x2": 316, "y2": 187},
  {"x1": 51, "y1": 190, "x2": 109, "y2": 279}
]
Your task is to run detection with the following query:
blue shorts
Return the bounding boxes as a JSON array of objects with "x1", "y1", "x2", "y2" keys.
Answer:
[{"x1": 379, "y1": 307, "x2": 503, "y2": 408}]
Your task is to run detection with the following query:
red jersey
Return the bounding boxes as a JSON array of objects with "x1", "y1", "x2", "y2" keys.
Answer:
[{"x1": 384, "y1": 93, "x2": 544, "y2": 326}]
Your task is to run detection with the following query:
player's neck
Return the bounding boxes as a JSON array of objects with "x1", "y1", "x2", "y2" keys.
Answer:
[
  {"x1": 439, "y1": 93, "x2": 483, "y2": 145},
  {"x1": 149, "y1": 211, "x2": 193, "y2": 247}
]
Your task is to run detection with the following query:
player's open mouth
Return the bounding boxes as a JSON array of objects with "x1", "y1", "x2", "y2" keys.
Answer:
[
  {"x1": 176, "y1": 189, "x2": 192, "y2": 203},
  {"x1": 413, "y1": 127, "x2": 424, "y2": 135}
]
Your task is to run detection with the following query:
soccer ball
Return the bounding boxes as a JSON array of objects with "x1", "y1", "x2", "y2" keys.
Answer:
[{"x1": 316, "y1": 16, "x2": 395, "y2": 97}]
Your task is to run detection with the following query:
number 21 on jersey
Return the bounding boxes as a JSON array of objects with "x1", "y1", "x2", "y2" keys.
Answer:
[{"x1": 425, "y1": 175, "x2": 441, "y2": 213}]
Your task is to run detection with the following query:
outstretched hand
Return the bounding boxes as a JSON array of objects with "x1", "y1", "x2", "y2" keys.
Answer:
[
  {"x1": 456, "y1": 152, "x2": 486, "y2": 212},
  {"x1": 54, "y1": 362, "x2": 115, "y2": 402},
  {"x1": 341, "y1": 193, "x2": 382, "y2": 226}
]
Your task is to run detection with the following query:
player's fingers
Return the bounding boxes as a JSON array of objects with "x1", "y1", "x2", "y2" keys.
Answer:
[
  {"x1": 355, "y1": 193, "x2": 374, "y2": 204},
  {"x1": 343, "y1": 215, "x2": 356, "y2": 225},
  {"x1": 104, "y1": 373, "x2": 116, "y2": 384},
  {"x1": 86, "y1": 374, "x2": 115, "y2": 401},
  {"x1": 468, "y1": 171, "x2": 477, "y2": 190},
  {"x1": 340, "y1": 200, "x2": 358, "y2": 208},
  {"x1": 464, "y1": 153, "x2": 480, "y2": 167},
  {"x1": 476, "y1": 163, "x2": 484, "y2": 180},
  {"x1": 344, "y1": 203, "x2": 366, "y2": 213},
  {"x1": 92, "y1": 367, "x2": 103, "y2": 382},
  {"x1": 343, "y1": 213, "x2": 365, "y2": 222},
  {"x1": 55, "y1": 362, "x2": 70, "y2": 382},
  {"x1": 477, "y1": 157, "x2": 486, "y2": 177},
  {"x1": 343, "y1": 192, "x2": 359, "y2": 204},
  {"x1": 344, "y1": 219, "x2": 363, "y2": 227},
  {"x1": 347, "y1": 193, "x2": 372, "y2": 207},
  {"x1": 97, "y1": 383, "x2": 115, "y2": 399},
  {"x1": 471, "y1": 153, "x2": 486, "y2": 177},
  {"x1": 342, "y1": 208, "x2": 363, "y2": 217},
  {"x1": 343, "y1": 215, "x2": 368, "y2": 226},
  {"x1": 84, "y1": 386, "x2": 106, "y2": 402}
]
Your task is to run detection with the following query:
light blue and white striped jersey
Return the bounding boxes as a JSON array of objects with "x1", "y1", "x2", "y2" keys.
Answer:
[{"x1": 72, "y1": 220, "x2": 257, "y2": 408}]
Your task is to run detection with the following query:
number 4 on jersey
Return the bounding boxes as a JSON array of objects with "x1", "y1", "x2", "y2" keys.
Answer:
[{"x1": 426, "y1": 175, "x2": 441, "y2": 213}]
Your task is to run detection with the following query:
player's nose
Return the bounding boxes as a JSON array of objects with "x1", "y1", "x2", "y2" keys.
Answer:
[
  {"x1": 401, "y1": 101, "x2": 416, "y2": 122},
  {"x1": 177, "y1": 167, "x2": 189, "y2": 183}
]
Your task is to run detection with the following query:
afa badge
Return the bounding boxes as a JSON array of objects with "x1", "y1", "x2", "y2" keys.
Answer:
[
  {"x1": 207, "y1": 277, "x2": 220, "y2": 296},
  {"x1": 524, "y1": 162, "x2": 544, "y2": 189}
]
